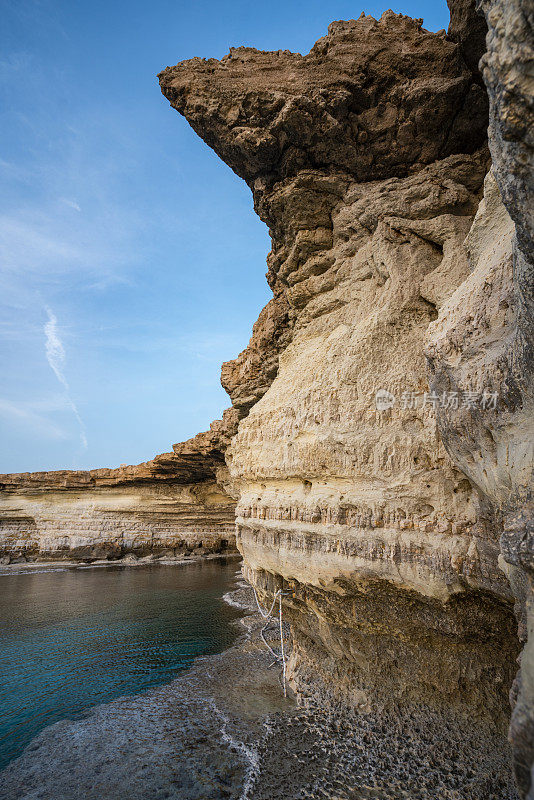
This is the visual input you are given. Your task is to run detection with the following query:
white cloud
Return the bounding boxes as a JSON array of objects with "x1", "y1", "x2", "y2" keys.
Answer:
[
  {"x1": 59, "y1": 198, "x2": 81, "y2": 212},
  {"x1": 0, "y1": 215, "x2": 83, "y2": 274},
  {"x1": 44, "y1": 307, "x2": 88, "y2": 449},
  {"x1": 0, "y1": 398, "x2": 67, "y2": 441}
]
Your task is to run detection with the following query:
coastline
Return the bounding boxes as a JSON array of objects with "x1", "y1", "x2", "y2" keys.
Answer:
[
  {"x1": 0, "y1": 565, "x2": 520, "y2": 799},
  {"x1": 0, "y1": 550, "x2": 241, "y2": 575},
  {"x1": 0, "y1": 567, "x2": 297, "y2": 800}
]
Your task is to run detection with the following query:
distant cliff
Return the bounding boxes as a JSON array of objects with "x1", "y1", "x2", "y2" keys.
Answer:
[{"x1": 0, "y1": 418, "x2": 237, "y2": 561}]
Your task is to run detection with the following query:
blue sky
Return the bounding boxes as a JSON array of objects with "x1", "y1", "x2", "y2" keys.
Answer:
[{"x1": 0, "y1": 0, "x2": 451, "y2": 473}]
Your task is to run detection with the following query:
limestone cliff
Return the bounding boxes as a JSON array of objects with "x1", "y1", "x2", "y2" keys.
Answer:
[
  {"x1": 428, "y1": 0, "x2": 534, "y2": 793},
  {"x1": 1, "y1": 1, "x2": 531, "y2": 795},
  {"x1": 160, "y1": 4, "x2": 532, "y2": 797},
  {"x1": 0, "y1": 422, "x2": 237, "y2": 561}
]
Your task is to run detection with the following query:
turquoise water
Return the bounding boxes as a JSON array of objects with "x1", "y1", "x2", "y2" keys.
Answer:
[{"x1": 0, "y1": 559, "x2": 242, "y2": 770}]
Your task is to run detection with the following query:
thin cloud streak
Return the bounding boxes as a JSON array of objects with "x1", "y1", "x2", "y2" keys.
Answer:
[
  {"x1": 44, "y1": 307, "x2": 88, "y2": 449},
  {"x1": 0, "y1": 398, "x2": 67, "y2": 441}
]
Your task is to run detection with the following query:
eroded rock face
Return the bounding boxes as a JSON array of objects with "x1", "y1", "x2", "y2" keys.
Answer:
[
  {"x1": 160, "y1": 11, "x2": 487, "y2": 189},
  {"x1": 428, "y1": 0, "x2": 534, "y2": 793},
  {"x1": 447, "y1": 0, "x2": 488, "y2": 75},
  {"x1": 160, "y1": 8, "x2": 490, "y2": 429},
  {"x1": 160, "y1": 8, "x2": 526, "y2": 796},
  {"x1": 3, "y1": 0, "x2": 529, "y2": 794},
  {"x1": 479, "y1": 0, "x2": 534, "y2": 268},
  {"x1": 0, "y1": 426, "x2": 237, "y2": 561},
  {"x1": 0, "y1": 482, "x2": 235, "y2": 562}
]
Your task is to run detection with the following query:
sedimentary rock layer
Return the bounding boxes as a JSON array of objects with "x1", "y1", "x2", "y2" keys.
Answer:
[
  {"x1": 0, "y1": 424, "x2": 237, "y2": 561},
  {"x1": 2, "y1": 0, "x2": 530, "y2": 795},
  {"x1": 160, "y1": 5, "x2": 530, "y2": 796},
  {"x1": 0, "y1": 481, "x2": 235, "y2": 562}
]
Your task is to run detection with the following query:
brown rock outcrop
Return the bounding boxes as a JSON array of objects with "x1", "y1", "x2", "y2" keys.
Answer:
[
  {"x1": 160, "y1": 9, "x2": 490, "y2": 426},
  {"x1": 2, "y1": 1, "x2": 531, "y2": 795},
  {"x1": 447, "y1": 0, "x2": 488, "y2": 75},
  {"x1": 160, "y1": 11, "x2": 487, "y2": 189}
]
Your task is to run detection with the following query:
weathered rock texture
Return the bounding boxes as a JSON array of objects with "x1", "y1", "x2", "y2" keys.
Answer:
[
  {"x1": 447, "y1": 0, "x2": 489, "y2": 75},
  {"x1": 2, "y1": 0, "x2": 531, "y2": 794},
  {"x1": 428, "y1": 0, "x2": 534, "y2": 794},
  {"x1": 160, "y1": 3, "x2": 532, "y2": 797},
  {"x1": 0, "y1": 424, "x2": 237, "y2": 561}
]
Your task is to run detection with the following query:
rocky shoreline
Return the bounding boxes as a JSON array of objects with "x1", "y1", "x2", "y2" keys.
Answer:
[
  {"x1": 157, "y1": 2, "x2": 533, "y2": 792},
  {"x1": 0, "y1": 550, "x2": 242, "y2": 574},
  {"x1": 0, "y1": 571, "x2": 293, "y2": 800},
  {"x1": 0, "y1": 447, "x2": 237, "y2": 564},
  {"x1": 0, "y1": 570, "x2": 519, "y2": 800}
]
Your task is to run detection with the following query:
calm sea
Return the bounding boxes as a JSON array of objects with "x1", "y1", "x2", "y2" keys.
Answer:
[{"x1": 0, "y1": 558, "x2": 242, "y2": 770}]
